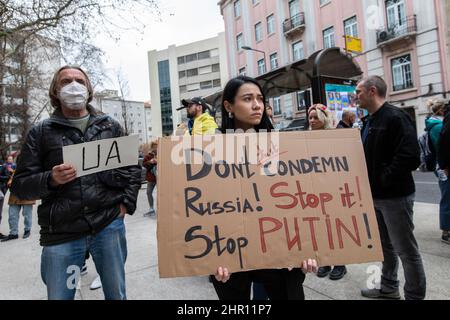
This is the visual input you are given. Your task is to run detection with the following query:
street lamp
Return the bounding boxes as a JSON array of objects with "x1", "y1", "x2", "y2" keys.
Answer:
[{"x1": 242, "y1": 46, "x2": 267, "y2": 74}]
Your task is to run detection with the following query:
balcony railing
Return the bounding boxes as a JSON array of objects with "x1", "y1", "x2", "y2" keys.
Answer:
[
  {"x1": 283, "y1": 13, "x2": 306, "y2": 36},
  {"x1": 377, "y1": 15, "x2": 417, "y2": 45}
]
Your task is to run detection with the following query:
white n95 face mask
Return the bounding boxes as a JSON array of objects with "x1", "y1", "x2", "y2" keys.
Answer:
[{"x1": 58, "y1": 81, "x2": 89, "y2": 110}]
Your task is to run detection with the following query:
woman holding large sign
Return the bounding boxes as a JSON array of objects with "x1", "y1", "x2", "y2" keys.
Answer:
[{"x1": 211, "y1": 76, "x2": 318, "y2": 300}]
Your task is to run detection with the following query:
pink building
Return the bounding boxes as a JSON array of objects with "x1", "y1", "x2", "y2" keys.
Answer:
[{"x1": 219, "y1": 0, "x2": 450, "y2": 133}]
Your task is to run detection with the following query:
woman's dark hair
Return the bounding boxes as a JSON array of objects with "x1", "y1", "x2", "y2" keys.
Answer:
[{"x1": 221, "y1": 76, "x2": 274, "y2": 133}]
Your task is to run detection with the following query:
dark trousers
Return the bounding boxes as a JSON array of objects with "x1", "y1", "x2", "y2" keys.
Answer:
[
  {"x1": 0, "y1": 186, "x2": 7, "y2": 227},
  {"x1": 211, "y1": 268, "x2": 305, "y2": 300},
  {"x1": 374, "y1": 194, "x2": 426, "y2": 300},
  {"x1": 439, "y1": 179, "x2": 450, "y2": 231}
]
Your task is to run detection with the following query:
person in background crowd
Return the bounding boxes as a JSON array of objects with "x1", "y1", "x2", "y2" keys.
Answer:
[
  {"x1": 437, "y1": 99, "x2": 450, "y2": 244},
  {"x1": 176, "y1": 97, "x2": 218, "y2": 136},
  {"x1": 143, "y1": 141, "x2": 158, "y2": 217},
  {"x1": 308, "y1": 104, "x2": 348, "y2": 281},
  {"x1": 336, "y1": 110, "x2": 356, "y2": 129},
  {"x1": 265, "y1": 104, "x2": 275, "y2": 125},
  {"x1": 0, "y1": 155, "x2": 16, "y2": 240},
  {"x1": 2, "y1": 172, "x2": 35, "y2": 242}
]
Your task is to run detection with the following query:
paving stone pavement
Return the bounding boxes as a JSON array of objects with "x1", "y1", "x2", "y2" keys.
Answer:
[{"x1": 0, "y1": 186, "x2": 448, "y2": 300}]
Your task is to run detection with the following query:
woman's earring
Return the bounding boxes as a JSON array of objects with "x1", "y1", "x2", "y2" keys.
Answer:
[{"x1": 229, "y1": 112, "x2": 234, "y2": 119}]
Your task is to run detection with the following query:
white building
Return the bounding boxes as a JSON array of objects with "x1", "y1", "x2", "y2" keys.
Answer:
[
  {"x1": 148, "y1": 33, "x2": 229, "y2": 137},
  {"x1": 93, "y1": 93, "x2": 148, "y2": 145}
]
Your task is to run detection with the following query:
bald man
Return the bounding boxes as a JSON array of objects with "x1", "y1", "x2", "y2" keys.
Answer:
[{"x1": 337, "y1": 110, "x2": 356, "y2": 129}]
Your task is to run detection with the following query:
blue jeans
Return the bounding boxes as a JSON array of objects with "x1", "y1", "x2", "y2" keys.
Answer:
[
  {"x1": 8, "y1": 204, "x2": 33, "y2": 235},
  {"x1": 439, "y1": 179, "x2": 450, "y2": 231},
  {"x1": 41, "y1": 216, "x2": 127, "y2": 300}
]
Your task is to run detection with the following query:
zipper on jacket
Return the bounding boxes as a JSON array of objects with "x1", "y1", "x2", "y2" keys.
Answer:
[{"x1": 49, "y1": 206, "x2": 54, "y2": 234}]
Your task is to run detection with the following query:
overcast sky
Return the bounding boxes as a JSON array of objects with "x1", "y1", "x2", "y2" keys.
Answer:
[{"x1": 94, "y1": 0, "x2": 225, "y2": 102}]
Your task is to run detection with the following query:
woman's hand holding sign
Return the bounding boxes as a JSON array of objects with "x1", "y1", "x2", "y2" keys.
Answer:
[
  {"x1": 214, "y1": 267, "x2": 231, "y2": 283},
  {"x1": 300, "y1": 259, "x2": 318, "y2": 274}
]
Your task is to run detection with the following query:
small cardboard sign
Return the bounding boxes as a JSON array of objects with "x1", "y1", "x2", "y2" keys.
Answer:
[
  {"x1": 63, "y1": 135, "x2": 140, "y2": 177},
  {"x1": 157, "y1": 130, "x2": 383, "y2": 278}
]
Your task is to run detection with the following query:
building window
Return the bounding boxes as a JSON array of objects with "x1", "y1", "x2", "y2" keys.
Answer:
[
  {"x1": 234, "y1": 0, "x2": 241, "y2": 18},
  {"x1": 297, "y1": 90, "x2": 311, "y2": 111},
  {"x1": 273, "y1": 97, "x2": 281, "y2": 115},
  {"x1": 255, "y1": 22, "x2": 263, "y2": 42},
  {"x1": 257, "y1": 59, "x2": 266, "y2": 75},
  {"x1": 323, "y1": 26, "x2": 335, "y2": 49},
  {"x1": 186, "y1": 68, "x2": 198, "y2": 77},
  {"x1": 213, "y1": 79, "x2": 222, "y2": 87},
  {"x1": 187, "y1": 83, "x2": 200, "y2": 92},
  {"x1": 210, "y1": 49, "x2": 219, "y2": 57},
  {"x1": 179, "y1": 85, "x2": 187, "y2": 93},
  {"x1": 199, "y1": 65, "x2": 212, "y2": 74},
  {"x1": 270, "y1": 53, "x2": 278, "y2": 70},
  {"x1": 239, "y1": 67, "x2": 246, "y2": 75},
  {"x1": 212, "y1": 63, "x2": 220, "y2": 72},
  {"x1": 198, "y1": 50, "x2": 211, "y2": 60},
  {"x1": 200, "y1": 80, "x2": 213, "y2": 90},
  {"x1": 177, "y1": 56, "x2": 185, "y2": 65},
  {"x1": 391, "y1": 54, "x2": 413, "y2": 91},
  {"x1": 186, "y1": 53, "x2": 198, "y2": 63},
  {"x1": 236, "y1": 33, "x2": 243, "y2": 51},
  {"x1": 386, "y1": 0, "x2": 406, "y2": 30},
  {"x1": 344, "y1": 16, "x2": 358, "y2": 37},
  {"x1": 289, "y1": 0, "x2": 300, "y2": 19},
  {"x1": 266, "y1": 14, "x2": 275, "y2": 35},
  {"x1": 179, "y1": 70, "x2": 186, "y2": 78},
  {"x1": 292, "y1": 41, "x2": 304, "y2": 61}
]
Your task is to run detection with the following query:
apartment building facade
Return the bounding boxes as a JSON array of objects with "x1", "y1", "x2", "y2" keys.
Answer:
[
  {"x1": 148, "y1": 33, "x2": 229, "y2": 137},
  {"x1": 219, "y1": 0, "x2": 450, "y2": 133}
]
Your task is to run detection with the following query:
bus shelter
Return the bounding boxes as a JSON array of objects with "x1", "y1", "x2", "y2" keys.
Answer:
[{"x1": 204, "y1": 47, "x2": 363, "y2": 130}]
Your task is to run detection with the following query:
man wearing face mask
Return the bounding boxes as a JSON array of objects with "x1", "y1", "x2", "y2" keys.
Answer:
[{"x1": 11, "y1": 66, "x2": 142, "y2": 300}]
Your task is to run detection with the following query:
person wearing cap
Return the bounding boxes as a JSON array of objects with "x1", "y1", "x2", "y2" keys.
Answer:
[{"x1": 176, "y1": 97, "x2": 218, "y2": 135}]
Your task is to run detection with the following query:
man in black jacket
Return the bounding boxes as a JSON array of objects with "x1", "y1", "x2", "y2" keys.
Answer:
[
  {"x1": 356, "y1": 76, "x2": 426, "y2": 300},
  {"x1": 11, "y1": 66, "x2": 142, "y2": 300}
]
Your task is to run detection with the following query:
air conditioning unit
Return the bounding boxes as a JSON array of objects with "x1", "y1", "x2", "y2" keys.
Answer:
[{"x1": 378, "y1": 30, "x2": 396, "y2": 42}]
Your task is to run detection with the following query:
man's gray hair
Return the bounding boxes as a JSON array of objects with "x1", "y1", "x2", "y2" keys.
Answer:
[{"x1": 358, "y1": 76, "x2": 388, "y2": 98}]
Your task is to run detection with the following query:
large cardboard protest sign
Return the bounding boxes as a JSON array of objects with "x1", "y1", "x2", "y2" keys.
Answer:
[
  {"x1": 63, "y1": 135, "x2": 140, "y2": 177},
  {"x1": 157, "y1": 130, "x2": 383, "y2": 278}
]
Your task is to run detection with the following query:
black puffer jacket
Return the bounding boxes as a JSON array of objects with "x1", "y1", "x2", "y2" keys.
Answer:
[
  {"x1": 361, "y1": 103, "x2": 420, "y2": 199},
  {"x1": 11, "y1": 106, "x2": 142, "y2": 246}
]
